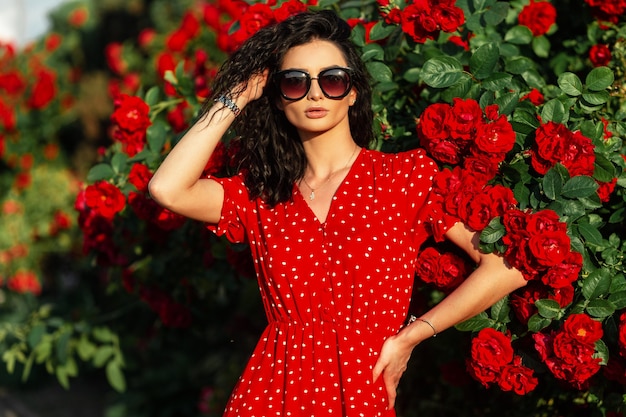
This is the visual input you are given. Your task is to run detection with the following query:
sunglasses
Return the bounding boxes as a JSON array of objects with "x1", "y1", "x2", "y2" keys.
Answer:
[{"x1": 274, "y1": 67, "x2": 353, "y2": 101}]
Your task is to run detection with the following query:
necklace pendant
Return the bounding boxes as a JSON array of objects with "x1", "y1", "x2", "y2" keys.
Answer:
[{"x1": 309, "y1": 191, "x2": 315, "y2": 200}]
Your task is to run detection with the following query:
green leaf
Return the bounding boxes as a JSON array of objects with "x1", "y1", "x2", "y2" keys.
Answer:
[
  {"x1": 366, "y1": 61, "x2": 393, "y2": 83},
  {"x1": 455, "y1": 312, "x2": 492, "y2": 332},
  {"x1": 77, "y1": 334, "x2": 97, "y2": 361},
  {"x1": 586, "y1": 299, "x2": 615, "y2": 318},
  {"x1": 361, "y1": 43, "x2": 384, "y2": 62},
  {"x1": 56, "y1": 331, "x2": 71, "y2": 364},
  {"x1": 582, "y1": 91, "x2": 610, "y2": 105},
  {"x1": 27, "y1": 323, "x2": 46, "y2": 349},
  {"x1": 577, "y1": 222, "x2": 605, "y2": 247},
  {"x1": 106, "y1": 361, "x2": 127, "y2": 392},
  {"x1": 504, "y1": 25, "x2": 533, "y2": 45},
  {"x1": 490, "y1": 296, "x2": 511, "y2": 323},
  {"x1": 93, "y1": 346, "x2": 115, "y2": 368},
  {"x1": 480, "y1": 217, "x2": 505, "y2": 243},
  {"x1": 147, "y1": 119, "x2": 168, "y2": 153},
  {"x1": 505, "y1": 56, "x2": 535, "y2": 75},
  {"x1": 585, "y1": 66, "x2": 614, "y2": 91},
  {"x1": 470, "y1": 43, "x2": 500, "y2": 80},
  {"x1": 368, "y1": 21, "x2": 397, "y2": 41},
  {"x1": 527, "y1": 314, "x2": 552, "y2": 332},
  {"x1": 608, "y1": 290, "x2": 626, "y2": 310},
  {"x1": 557, "y1": 72, "x2": 583, "y2": 96},
  {"x1": 561, "y1": 176, "x2": 599, "y2": 198},
  {"x1": 535, "y1": 299, "x2": 562, "y2": 319},
  {"x1": 484, "y1": 2, "x2": 509, "y2": 26},
  {"x1": 582, "y1": 269, "x2": 612, "y2": 300},
  {"x1": 482, "y1": 73, "x2": 513, "y2": 91},
  {"x1": 594, "y1": 339, "x2": 609, "y2": 365},
  {"x1": 421, "y1": 56, "x2": 464, "y2": 88},
  {"x1": 87, "y1": 164, "x2": 115, "y2": 182},
  {"x1": 593, "y1": 154, "x2": 617, "y2": 182},
  {"x1": 144, "y1": 86, "x2": 160, "y2": 107},
  {"x1": 93, "y1": 327, "x2": 114, "y2": 343},
  {"x1": 441, "y1": 75, "x2": 475, "y2": 102},
  {"x1": 494, "y1": 92, "x2": 520, "y2": 116},
  {"x1": 543, "y1": 167, "x2": 564, "y2": 200},
  {"x1": 541, "y1": 98, "x2": 567, "y2": 124},
  {"x1": 111, "y1": 153, "x2": 128, "y2": 174},
  {"x1": 532, "y1": 35, "x2": 550, "y2": 58}
]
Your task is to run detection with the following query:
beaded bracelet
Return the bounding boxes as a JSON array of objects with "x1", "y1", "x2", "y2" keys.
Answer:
[
  {"x1": 407, "y1": 315, "x2": 437, "y2": 337},
  {"x1": 215, "y1": 95, "x2": 241, "y2": 117}
]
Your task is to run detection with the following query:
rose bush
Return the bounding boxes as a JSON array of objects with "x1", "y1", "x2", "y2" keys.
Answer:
[{"x1": 2, "y1": 0, "x2": 626, "y2": 416}]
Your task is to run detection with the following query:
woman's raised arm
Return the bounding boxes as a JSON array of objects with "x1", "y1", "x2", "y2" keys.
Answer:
[{"x1": 148, "y1": 72, "x2": 267, "y2": 223}]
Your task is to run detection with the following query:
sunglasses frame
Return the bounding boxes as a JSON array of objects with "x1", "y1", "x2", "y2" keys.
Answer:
[{"x1": 274, "y1": 67, "x2": 354, "y2": 101}]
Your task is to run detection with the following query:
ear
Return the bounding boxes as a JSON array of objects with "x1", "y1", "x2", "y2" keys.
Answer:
[
  {"x1": 348, "y1": 88, "x2": 357, "y2": 106},
  {"x1": 275, "y1": 96, "x2": 285, "y2": 111}
]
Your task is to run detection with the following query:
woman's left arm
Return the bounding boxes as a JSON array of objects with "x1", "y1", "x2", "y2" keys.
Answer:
[{"x1": 373, "y1": 221, "x2": 528, "y2": 409}]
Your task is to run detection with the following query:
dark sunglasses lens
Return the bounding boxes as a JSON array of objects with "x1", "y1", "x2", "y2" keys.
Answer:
[
  {"x1": 279, "y1": 71, "x2": 309, "y2": 100},
  {"x1": 319, "y1": 69, "x2": 351, "y2": 98}
]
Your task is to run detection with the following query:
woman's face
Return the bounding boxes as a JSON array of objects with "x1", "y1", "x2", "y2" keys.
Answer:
[{"x1": 277, "y1": 39, "x2": 357, "y2": 139}]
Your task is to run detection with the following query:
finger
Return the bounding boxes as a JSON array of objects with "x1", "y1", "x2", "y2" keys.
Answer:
[
  {"x1": 372, "y1": 359, "x2": 384, "y2": 383},
  {"x1": 383, "y1": 374, "x2": 397, "y2": 410}
]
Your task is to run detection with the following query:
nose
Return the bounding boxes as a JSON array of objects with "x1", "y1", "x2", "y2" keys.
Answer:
[{"x1": 307, "y1": 77, "x2": 323, "y2": 100}]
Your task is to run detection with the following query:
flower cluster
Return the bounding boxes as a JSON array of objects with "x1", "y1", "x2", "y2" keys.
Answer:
[
  {"x1": 530, "y1": 121, "x2": 595, "y2": 177},
  {"x1": 377, "y1": 0, "x2": 465, "y2": 44},
  {"x1": 467, "y1": 327, "x2": 538, "y2": 395},
  {"x1": 501, "y1": 209, "x2": 582, "y2": 285},
  {"x1": 415, "y1": 246, "x2": 470, "y2": 291},
  {"x1": 584, "y1": 0, "x2": 626, "y2": 24},
  {"x1": 533, "y1": 313, "x2": 604, "y2": 389},
  {"x1": 110, "y1": 94, "x2": 152, "y2": 157}
]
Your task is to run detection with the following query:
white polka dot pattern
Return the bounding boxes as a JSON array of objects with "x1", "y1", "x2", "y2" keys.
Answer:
[{"x1": 207, "y1": 148, "x2": 455, "y2": 417}]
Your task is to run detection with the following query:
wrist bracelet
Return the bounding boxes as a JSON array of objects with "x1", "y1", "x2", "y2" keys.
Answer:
[
  {"x1": 215, "y1": 95, "x2": 241, "y2": 117},
  {"x1": 407, "y1": 315, "x2": 437, "y2": 337}
]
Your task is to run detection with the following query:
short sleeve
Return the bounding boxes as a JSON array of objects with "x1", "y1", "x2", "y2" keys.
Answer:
[
  {"x1": 205, "y1": 174, "x2": 250, "y2": 244},
  {"x1": 405, "y1": 149, "x2": 459, "y2": 243}
]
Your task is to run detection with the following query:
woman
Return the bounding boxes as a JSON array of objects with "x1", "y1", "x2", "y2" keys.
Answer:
[{"x1": 149, "y1": 9, "x2": 527, "y2": 417}]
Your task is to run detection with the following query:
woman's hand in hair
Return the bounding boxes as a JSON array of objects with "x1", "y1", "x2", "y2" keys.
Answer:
[{"x1": 234, "y1": 69, "x2": 269, "y2": 108}]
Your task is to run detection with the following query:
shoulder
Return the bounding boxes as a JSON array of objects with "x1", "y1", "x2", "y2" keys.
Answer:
[{"x1": 362, "y1": 148, "x2": 439, "y2": 178}]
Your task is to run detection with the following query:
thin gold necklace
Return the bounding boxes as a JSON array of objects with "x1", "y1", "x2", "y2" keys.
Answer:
[{"x1": 301, "y1": 145, "x2": 359, "y2": 201}]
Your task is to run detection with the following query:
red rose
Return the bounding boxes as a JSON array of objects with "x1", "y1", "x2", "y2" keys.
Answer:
[
  {"x1": 562, "y1": 313, "x2": 603, "y2": 346},
  {"x1": 471, "y1": 327, "x2": 514, "y2": 369},
  {"x1": 531, "y1": 121, "x2": 570, "y2": 174},
  {"x1": 432, "y1": 3, "x2": 465, "y2": 32},
  {"x1": 589, "y1": 44, "x2": 612, "y2": 67},
  {"x1": 128, "y1": 192, "x2": 157, "y2": 221},
  {"x1": 597, "y1": 178, "x2": 617, "y2": 202},
  {"x1": 239, "y1": 3, "x2": 275, "y2": 37},
  {"x1": 561, "y1": 130, "x2": 595, "y2": 177},
  {"x1": 503, "y1": 209, "x2": 529, "y2": 235},
  {"x1": 521, "y1": 88, "x2": 545, "y2": 106},
  {"x1": 426, "y1": 137, "x2": 462, "y2": 165},
  {"x1": 619, "y1": 312, "x2": 626, "y2": 359},
  {"x1": 153, "y1": 206, "x2": 187, "y2": 231},
  {"x1": 541, "y1": 251, "x2": 582, "y2": 289},
  {"x1": 518, "y1": 0, "x2": 556, "y2": 37},
  {"x1": 0, "y1": 99, "x2": 16, "y2": 131},
  {"x1": 528, "y1": 231, "x2": 571, "y2": 267},
  {"x1": 274, "y1": 0, "x2": 308, "y2": 22},
  {"x1": 129, "y1": 163, "x2": 153, "y2": 193},
  {"x1": 401, "y1": 2, "x2": 439, "y2": 44},
  {"x1": 111, "y1": 94, "x2": 151, "y2": 133},
  {"x1": 526, "y1": 209, "x2": 566, "y2": 234},
  {"x1": 462, "y1": 156, "x2": 499, "y2": 183},
  {"x1": 84, "y1": 181, "x2": 126, "y2": 220},
  {"x1": 438, "y1": 252, "x2": 469, "y2": 290},
  {"x1": 474, "y1": 114, "x2": 516, "y2": 156},
  {"x1": 449, "y1": 98, "x2": 483, "y2": 141},
  {"x1": 497, "y1": 356, "x2": 538, "y2": 395},
  {"x1": 27, "y1": 69, "x2": 57, "y2": 109},
  {"x1": 511, "y1": 281, "x2": 545, "y2": 324},
  {"x1": 0, "y1": 71, "x2": 25, "y2": 96},
  {"x1": 549, "y1": 284, "x2": 575, "y2": 307},
  {"x1": 418, "y1": 103, "x2": 451, "y2": 141},
  {"x1": 467, "y1": 328, "x2": 514, "y2": 387},
  {"x1": 416, "y1": 247, "x2": 441, "y2": 284},
  {"x1": 8, "y1": 270, "x2": 42, "y2": 295}
]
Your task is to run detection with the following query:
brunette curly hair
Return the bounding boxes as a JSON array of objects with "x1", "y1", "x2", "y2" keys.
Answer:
[{"x1": 202, "y1": 9, "x2": 374, "y2": 206}]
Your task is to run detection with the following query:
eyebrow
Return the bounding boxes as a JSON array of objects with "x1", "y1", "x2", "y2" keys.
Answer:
[{"x1": 278, "y1": 65, "x2": 348, "y2": 73}]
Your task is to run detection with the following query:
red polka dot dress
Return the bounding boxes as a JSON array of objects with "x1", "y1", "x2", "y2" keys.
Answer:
[{"x1": 208, "y1": 148, "x2": 457, "y2": 417}]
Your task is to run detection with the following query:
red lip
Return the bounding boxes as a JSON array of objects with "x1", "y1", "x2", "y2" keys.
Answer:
[{"x1": 305, "y1": 107, "x2": 328, "y2": 118}]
